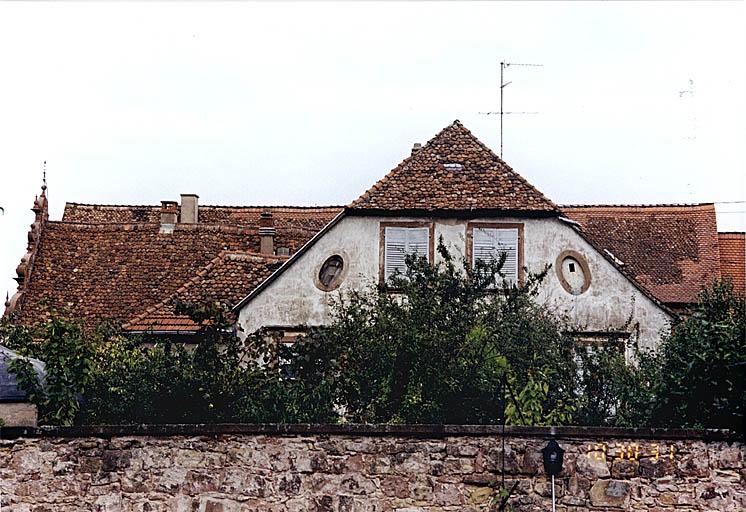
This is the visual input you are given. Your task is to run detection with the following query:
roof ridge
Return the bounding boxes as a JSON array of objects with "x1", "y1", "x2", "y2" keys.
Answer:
[
  {"x1": 351, "y1": 120, "x2": 474, "y2": 207},
  {"x1": 122, "y1": 251, "x2": 232, "y2": 329},
  {"x1": 561, "y1": 203, "x2": 715, "y2": 209},
  {"x1": 66, "y1": 202, "x2": 343, "y2": 210}
]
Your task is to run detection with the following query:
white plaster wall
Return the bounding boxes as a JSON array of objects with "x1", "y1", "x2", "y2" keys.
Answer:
[{"x1": 238, "y1": 215, "x2": 671, "y2": 351}]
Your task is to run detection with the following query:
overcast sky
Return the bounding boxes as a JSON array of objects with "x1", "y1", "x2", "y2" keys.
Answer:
[{"x1": 1, "y1": 2, "x2": 744, "y2": 301}]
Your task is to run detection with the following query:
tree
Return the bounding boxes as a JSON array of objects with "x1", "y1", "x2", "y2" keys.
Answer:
[
  {"x1": 284, "y1": 240, "x2": 578, "y2": 425},
  {"x1": 641, "y1": 280, "x2": 745, "y2": 432}
]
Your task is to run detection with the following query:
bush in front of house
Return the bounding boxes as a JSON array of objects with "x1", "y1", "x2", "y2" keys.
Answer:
[{"x1": 286, "y1": 241, "x2": 578, "y2": 425}]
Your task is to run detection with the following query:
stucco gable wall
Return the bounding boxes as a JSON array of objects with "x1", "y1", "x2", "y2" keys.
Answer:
[{"x1": 237, "y1": 215, "x2": 671, "y2": 350}]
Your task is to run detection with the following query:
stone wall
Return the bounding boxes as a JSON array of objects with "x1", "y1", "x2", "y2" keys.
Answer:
[{"x1": 0, "y1": 425, "x2": 743, "y2": 511}]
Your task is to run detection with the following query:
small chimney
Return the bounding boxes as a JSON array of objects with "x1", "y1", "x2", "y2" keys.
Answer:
[
  {"x1": 411, "y1": 143, "x2": 422, "y2": 155},
  {"x1": 160, "y1": 200, "x2": 178, "y2": 234},
  {"x1": 259, "y1": 210, "x2": 276, "y2": 255},
  {"x1": 180, "y1": 194, "x2": 199, "y2": 224}
]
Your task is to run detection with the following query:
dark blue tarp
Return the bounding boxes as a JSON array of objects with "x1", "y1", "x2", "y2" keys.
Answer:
[{"x1": 0, "y1": 345, "x2": 45, "y2": 402}]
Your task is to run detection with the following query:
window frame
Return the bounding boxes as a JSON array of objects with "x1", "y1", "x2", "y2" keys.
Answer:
[
  {"x1": 379, "y1": 221, "x2": 435, "y2": 286},
  {"x1": 466, "y1": 222, "x2": 525, "y2": 286},
  {"x1": 555, "y1": 249, "x2": 592, "y2": 295}
]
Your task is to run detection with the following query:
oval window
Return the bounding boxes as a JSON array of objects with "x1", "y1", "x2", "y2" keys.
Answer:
[
  {"x1": 317, "y1": 255, "x2": 345, "y2": 291},
  {"x1": 555, "y1": 251, "x2": 591, "y2": 295}
]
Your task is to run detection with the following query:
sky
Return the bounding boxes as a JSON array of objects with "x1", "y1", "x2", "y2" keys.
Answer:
[{"x1": 1, "y1": 1, "x2": 744, "y2": 301}]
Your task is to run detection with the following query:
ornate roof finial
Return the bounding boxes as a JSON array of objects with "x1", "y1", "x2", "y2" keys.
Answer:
[
  {"x1": 4, "y1": 292, "x2": 9, "y2": 309},
  {"x1": 41, "y1": 160, "x2": 47, "y2": 194}
]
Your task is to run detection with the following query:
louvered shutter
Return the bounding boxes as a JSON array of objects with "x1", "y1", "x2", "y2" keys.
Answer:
[
  {"x1": 473, "y1": 227, "x2": 519, "y2": 285},
  {"x1": 384, "y1": 227, "x2": 429, "y2": 281}
]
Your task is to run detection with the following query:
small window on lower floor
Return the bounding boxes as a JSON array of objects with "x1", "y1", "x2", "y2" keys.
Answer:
[{"x1": 264, "y1": 327, "x2": 308, "y2": 380}]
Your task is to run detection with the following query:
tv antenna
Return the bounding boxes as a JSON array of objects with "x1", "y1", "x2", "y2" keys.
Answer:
[{"x1": 479, "y1": 61, "x2": 543, "y2": 158}]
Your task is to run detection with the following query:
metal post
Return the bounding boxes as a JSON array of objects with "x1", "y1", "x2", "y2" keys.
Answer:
[
  {"x1": 500, "y1": 61, "x2": 504, "y2": 158},
  {"x1": 551, "y1": 474, "x2": 556, "y2": 512}
]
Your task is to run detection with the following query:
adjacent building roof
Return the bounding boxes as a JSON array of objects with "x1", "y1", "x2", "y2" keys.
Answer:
[
  {"x1": 63, "y1": 203, "x2": 340, "y2": 232},
  {"x1": 718, "y1": 232, "x2": 745, "y2": 295},
  {"x1": 561, "y1": 204, "x2": 722, "y2": 305},
  {"x1": 124, "y1": 251, "x2": 286, "y2": 334},
  {"x1": 349, "y1": 120, "x2": 557, "y2": 214},
  {"x1": 6, "y1": 200, "x2": 340, "y2": 329}
]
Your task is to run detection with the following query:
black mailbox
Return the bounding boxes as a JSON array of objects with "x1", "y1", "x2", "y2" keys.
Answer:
[{"x1": 541, "y1": 439, "x2": 564, "y2": 476}]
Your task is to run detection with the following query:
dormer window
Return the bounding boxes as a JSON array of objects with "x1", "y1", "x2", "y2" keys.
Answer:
[{"x1": 443, "y1": 163, "x2": 463, "y2": 171}]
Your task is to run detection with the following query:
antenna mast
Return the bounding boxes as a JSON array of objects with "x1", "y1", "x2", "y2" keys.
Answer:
[{"x1": 481, "y1": 61, "x2": 543, "y2": 158}]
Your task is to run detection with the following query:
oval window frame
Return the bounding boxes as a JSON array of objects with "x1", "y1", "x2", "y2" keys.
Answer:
[
  {"x1": 314, "y1": 254, "x2": 348, "y2": 292},
  {"x1": 555, "y1": 250, "x2": 592, "y2": 295}
]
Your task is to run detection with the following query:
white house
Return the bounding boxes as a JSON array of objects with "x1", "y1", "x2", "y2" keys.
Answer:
[{"x1": 234, "y1": 121, "x2": 673, "y2": 352}]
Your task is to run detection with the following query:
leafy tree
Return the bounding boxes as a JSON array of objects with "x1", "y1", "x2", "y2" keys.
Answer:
[
  {"x1": 641, "y1": 280, "x2": 745, "y2": 432},
  {"x1": 573, "y1": 344, "x2": 656, "y2": 427},
  {"x1": 285, "y1": 240, "x2": 578, "y2": 424}
]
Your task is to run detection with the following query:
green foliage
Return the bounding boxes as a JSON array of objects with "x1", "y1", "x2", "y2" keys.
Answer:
[
  {"x1": 573, "y1": 343, "x2": 656, "y2": 427},
  {"x1": 81, "y1": 301, "x2": 336, "y2": 425},
  {"x1": 287, "y1": 240, "x2": 578, "y2": 424},
  {"x1": 640, "y1": 280, "x2": 745, "y2": 431},
  {"x1": 3, "y1": 317, "x2": 94, "y2": 425},
  {"x1": 506, "y1": 367, "x2": 576, "y2": 426},
  {"x1": 2, "y1": 250, "x2": 740, "y2": 431}
]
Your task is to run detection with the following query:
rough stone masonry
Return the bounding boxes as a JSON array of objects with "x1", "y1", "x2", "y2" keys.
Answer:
[{"x1": 0, "y1": 424, "x2": 743, "y2": 511}]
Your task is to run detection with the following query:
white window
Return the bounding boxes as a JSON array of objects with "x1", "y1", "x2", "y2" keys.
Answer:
[
  {"x1": 384, "y1": 226, "x2": 430, "y2": 281},
  {"x1": 472, "y1": 227, "x2": 519, "y2": 285}
]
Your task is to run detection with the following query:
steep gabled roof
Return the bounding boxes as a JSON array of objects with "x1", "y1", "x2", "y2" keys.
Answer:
[
  {"x1": 124, "y1": 251, "x2": 286, "y2": 334},
  {"x1": 718, "y1": 232, "x2": 745, "y2": 295},
  {"x1": 561, "y1": 204, "x2": 721, "y2": 305},
  {"x1": 349, "y1": 120, "x2": 557, "y2": 214}
]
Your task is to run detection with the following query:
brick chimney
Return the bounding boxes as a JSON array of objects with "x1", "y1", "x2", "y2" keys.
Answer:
[
  {"x1": 259, "y1": 210, "x2": 276, "y2": 255},
  {"x1": 159, "y1": 200, "x2": 178, "y2": 234},
  {"x1": 180, "y1": 194, "x2": 199, "y2": 224},
  {"x1": 411, "y1": 143, "x2": 422, "y2": 155}
]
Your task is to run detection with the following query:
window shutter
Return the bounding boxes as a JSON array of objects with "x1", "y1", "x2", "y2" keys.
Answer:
[
  {"x1": 473, "y1": 227, "x2": 519, "y2": 285},
  {"x1": 384, "y1": 227, "x2": 429, "y2": 281}
]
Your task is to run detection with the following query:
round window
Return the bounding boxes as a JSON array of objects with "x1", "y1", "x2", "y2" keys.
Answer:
[
  {"x1": 317, "y1": 255, "x2": 345, "y2": 291},
  {"x1": 555, "y1": 250, "x2": 591, "y2": 295}
]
